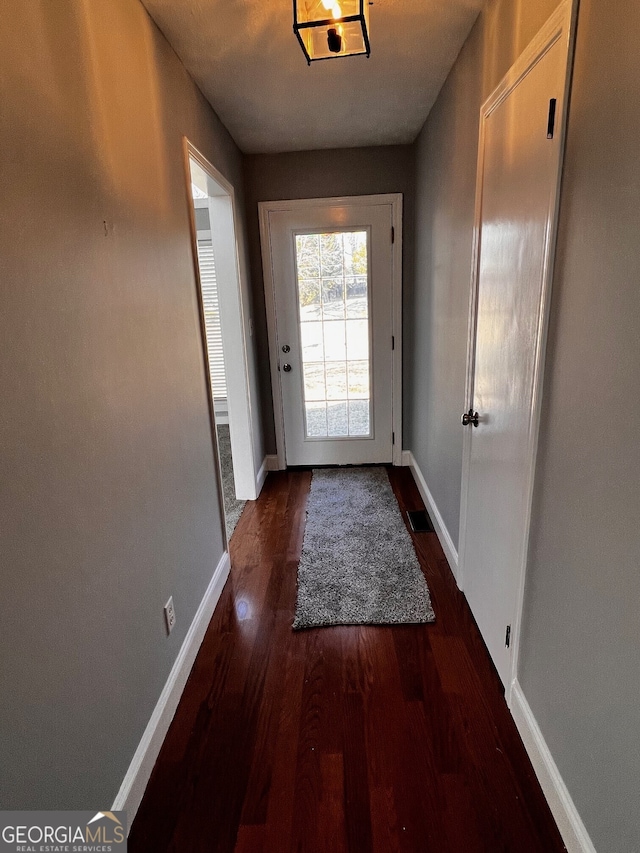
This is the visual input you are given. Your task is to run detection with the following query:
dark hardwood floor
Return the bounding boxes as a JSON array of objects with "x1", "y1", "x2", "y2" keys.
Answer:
[{"x1": 129, "y1": 467, "x2": 566, "y2": 853}]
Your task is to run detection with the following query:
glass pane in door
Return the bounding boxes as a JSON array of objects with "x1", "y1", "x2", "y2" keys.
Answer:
[{"x1": 295, "y1": 231, "x2": 371, "y2": 438}]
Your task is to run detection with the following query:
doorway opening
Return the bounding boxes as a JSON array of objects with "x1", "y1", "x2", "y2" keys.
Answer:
[{"x1": 185, "y1": 141, "x2": 257, "y2": 541}]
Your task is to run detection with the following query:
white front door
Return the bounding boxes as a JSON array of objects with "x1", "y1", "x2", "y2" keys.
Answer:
[
  {"x1": 459, "y1": 10, "x2": 572, "y2": 687},
  {"x1": 263, "y1": 200, "x2": 397, "y2": 466}
]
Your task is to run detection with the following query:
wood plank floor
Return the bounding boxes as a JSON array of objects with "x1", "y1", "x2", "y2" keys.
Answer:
[{"x1": 129, "y1": 467, "x2": 566, "y2": 853}]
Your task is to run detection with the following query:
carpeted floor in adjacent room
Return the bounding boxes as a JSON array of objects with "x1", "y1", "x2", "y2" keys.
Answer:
[{"x1": 217, "y1": 424, "x2": 245, "y2": 540}]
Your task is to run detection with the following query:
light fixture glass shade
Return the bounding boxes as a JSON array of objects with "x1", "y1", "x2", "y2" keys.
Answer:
[{"x1": 293, "y1": 0, "x2": 370, "y2": 63}]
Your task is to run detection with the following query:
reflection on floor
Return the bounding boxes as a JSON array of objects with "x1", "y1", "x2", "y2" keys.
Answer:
[
  {"x1": 129, "y1": 468, "x2": 566, "y2": 852},
  {"x1": 217, "y1": 424, "x2": 245, "y2": 540}
]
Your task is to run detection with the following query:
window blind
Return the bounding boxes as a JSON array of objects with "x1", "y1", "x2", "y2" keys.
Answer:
[{"x1": 196, "y1": 239, "x2": 227, "y2": 400}]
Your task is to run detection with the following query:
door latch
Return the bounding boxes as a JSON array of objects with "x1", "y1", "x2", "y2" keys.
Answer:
[{"x1": 461, "y1": 408, "x2": 479, "y2": 427}]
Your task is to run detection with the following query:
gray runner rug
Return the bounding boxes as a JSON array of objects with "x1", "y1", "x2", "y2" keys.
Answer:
[{"x1": 293, "y1": 467, "x2": 435, "y2": 629}]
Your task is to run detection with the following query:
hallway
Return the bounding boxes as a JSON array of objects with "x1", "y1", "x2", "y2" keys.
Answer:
[{"x1": 129, "y1": 468, "x2": 564, "y2": 852}]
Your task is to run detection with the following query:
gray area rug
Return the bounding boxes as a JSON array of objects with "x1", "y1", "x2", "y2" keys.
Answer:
[
  {"x1": 293, "y1": 467, "x2": 435, "y2": 629},
  {"x1": 217, "y1": 424, "x2": 245, "y2": 539}
]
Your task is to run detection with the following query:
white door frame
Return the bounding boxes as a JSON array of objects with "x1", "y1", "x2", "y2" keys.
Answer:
[
  {"x1": 458, "y1": 0, "x2": 578, "y2": 700},
  {"x1": 259, "y1": 194, "x2": 403, "y2": 469},
  {"x1": 183, "y1": 139, "x2": 260, "y2": 512}
]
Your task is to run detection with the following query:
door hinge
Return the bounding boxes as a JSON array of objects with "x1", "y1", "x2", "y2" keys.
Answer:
[
  {"x1": 505, "y1": 625, "x2": 511, "y2": 648},
  {"x1": 391, "y1": 225, "x2": 395, "y2": 244},
  {"x1": 392, "y1": 431, "x2": 395, "y2": 445},
  {"x1": 547, "y1": 98, "x2": 557, "y2": 139},
  {"x1": 392, "y1": 335, "x2": 395, "y2": 350}
]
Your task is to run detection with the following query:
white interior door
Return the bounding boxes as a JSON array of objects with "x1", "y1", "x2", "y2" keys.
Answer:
[
  {"x1": 264, "y1": 200, "x2": 396, "y2": 466},
  {"x1": 459, "y1": 9, "x2": 573, "y2": 688}
]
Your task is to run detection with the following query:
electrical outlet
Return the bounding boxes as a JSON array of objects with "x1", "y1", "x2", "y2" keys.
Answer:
[{"x1": 164, "y1": 597, "x2": 176, "y2": 635}]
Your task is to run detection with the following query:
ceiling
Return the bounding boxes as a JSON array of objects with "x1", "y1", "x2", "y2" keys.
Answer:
[{"x1": 141, "y1": 0, "x2": 484, "y2": 153}]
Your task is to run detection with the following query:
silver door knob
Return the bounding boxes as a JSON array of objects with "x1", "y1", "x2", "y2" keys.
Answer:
[
  {"x1": 282, "y1": 363, "x2": 292, "y2": 372},
  {"x1": 461, "y1": 408, "x2": 479, "y2": 427}
]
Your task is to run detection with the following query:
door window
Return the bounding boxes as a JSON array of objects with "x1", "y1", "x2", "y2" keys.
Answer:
[{"x1": 294, "y1": 231, "x2": 371, "y2": 439}]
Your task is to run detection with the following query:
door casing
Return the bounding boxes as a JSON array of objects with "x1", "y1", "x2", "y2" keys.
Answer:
[
  {"x1": 184, "y1": 139, "x2": 260, "y2": 513},
  {"x1": 259, "y1": 194, "x2": 403, "y2": 469},
  {"x1": 458, "y1": 0, "x2": 578, "y2": 702}
]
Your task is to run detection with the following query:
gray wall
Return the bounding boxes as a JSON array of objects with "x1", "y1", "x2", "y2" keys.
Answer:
[
  {"x1": 243, "y1": 146, "x2": 415, "y2": 454},
  {"x1": 0, "y1": 0, "x2": 260, "y2": 809},
  {"x1": 409, "y1": 0, "x2": 640, "y2": 849},
  {"x1": 520, "y1": 1, "x2": 640, "y2": 850},
  {"x1": 407, "y1": 0, "x2": 559, "y2": 550}
]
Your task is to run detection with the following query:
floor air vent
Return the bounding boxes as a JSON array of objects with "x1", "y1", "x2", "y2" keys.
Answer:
[{"x1": 407, "y1": 510, "x2": 434, "y2": 533}]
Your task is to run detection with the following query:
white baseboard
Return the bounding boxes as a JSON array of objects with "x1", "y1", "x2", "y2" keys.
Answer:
[
  {"x1": 256, "y1": 457, "x2": 268, "y2": 495},
  {"x1": 213, "y1": 399, "x2": 229, "y2": 425},
  {"x1": 256, "y1": 454, "x2": 280, "y2": 496},
  {"x1": 265, "y1": 454, "x2": 280, "y2": 471},
  {"x1": 510, "y1": 681, "x2": 596, "y2": 853},
  {"x1": 112, "y1": 551, "x2": 231, "y2": 827},
  {"x1": 402, "y1": 450, "x2": 459, "y2": 577}
]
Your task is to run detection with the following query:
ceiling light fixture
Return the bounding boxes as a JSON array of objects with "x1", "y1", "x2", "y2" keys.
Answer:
[{"x1": 293, "y1": 0, "x2": 370, "y2": 64}]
